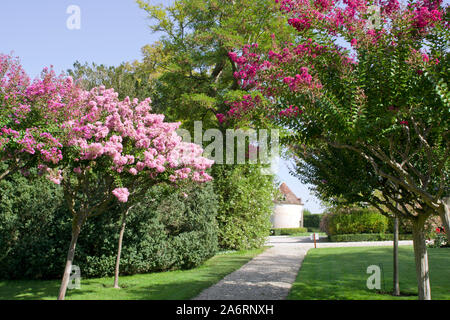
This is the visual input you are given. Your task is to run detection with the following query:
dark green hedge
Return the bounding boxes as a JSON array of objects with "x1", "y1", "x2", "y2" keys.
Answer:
[
  {"x1": 304, "y1": 214, "x2": 322, "y2": 230},
  {"x1": 0, "y1": 173, "x2": 219, "y2": 280},
  {"x1": 329, "y1": 233, "x2": 414, "y2": 242},
  {"x1": 270, "y1": 227, "x2": 308, "y2": 236}
]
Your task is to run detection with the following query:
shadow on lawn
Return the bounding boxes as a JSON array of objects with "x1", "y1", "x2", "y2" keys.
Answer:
[
  {"x1": 0, "y1": 253, "x2": 258, "y2": 300},
  {"x1": 288, "y1": 247, "x2": 450, "y2": 300},
  {"x1": 0, "y1": 280, "x2": 59, "y2": 300},
  {"x1": 0, "y1": 275, "x2": 214, "y2": 301}
]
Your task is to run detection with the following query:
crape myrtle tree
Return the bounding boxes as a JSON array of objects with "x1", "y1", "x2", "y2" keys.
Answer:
[
  {"x1": 225, "y1": 0, "x2": 449, "y2": 300},
  {"x1": 53, "y1": 84, "x2": 214, "y2": 300},
  {"x1": 287, "y1": 143, "x2": 437, "y2": 296},
  {"x1": 1, "y1": 57, "x2": 214, "y2": 299}
]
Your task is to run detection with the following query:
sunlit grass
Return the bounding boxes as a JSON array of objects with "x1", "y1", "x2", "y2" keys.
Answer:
[
  {"x1": 288, "y1": 246, "x2": 450, "y2": 300},
  {"x1": 0, "y1": 248, "x2": 264, "y2": 300}
]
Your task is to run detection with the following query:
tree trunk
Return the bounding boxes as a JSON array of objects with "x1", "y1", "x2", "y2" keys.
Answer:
[
  {"x1": 393, "y1": 216, "x2": 400, "y2": 296},
  {"x1": 439, "y1": 197, "x2": 450, "y2": 243},
  {"x1": 412, "y1": 215, "x2": 431, "y2": 300},
  {"x1": 58, "y1": 217, "x2": 83, "y2": 300},
  {"x1": 0, "y1": 168, "x2": 11, "y2": 180},
  {"x1": 114, "y1": 208, "x2": 130, "y2": 289}
]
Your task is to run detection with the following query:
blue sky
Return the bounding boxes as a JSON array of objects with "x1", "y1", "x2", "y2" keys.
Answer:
[
  {"x1": 0, "y1": 0, "x2": 325, "y2": 213},
  {"x1": 0, "y1": 0, "x2": 160, "y2": 77}
]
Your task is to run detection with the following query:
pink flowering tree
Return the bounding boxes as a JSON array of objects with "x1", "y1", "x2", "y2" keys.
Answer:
[
  {"x1": 226, "y1": 0, "x2": 448, "y2": 299},
  {"x1": 0, "y1": 54, "x2": 81, "y2": 179},
  {"x1": 51, "y1": 85, "x2": 214, "y2": 299},
  {"x1": 1, "y1": 54, "x2": 214, "y2": 299}
]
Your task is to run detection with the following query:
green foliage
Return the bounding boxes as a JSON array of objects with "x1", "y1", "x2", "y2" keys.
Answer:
[
  {"x1": 387, "y1": 217, "x2": 413, "y2": 235},
  {"x1": 304, "y1": 213, "x2": 322, "y2": 230},
  {"x1": 67, "y1": 61, "x2": 156, "y2": 102},
  {"x1": 212, "y1": 164, "x2": 274, "y2": 250},
  {"x1": 0, "y1": 173, "x2": 219, "y2": 279},
  {"x1": 329, "y1": 233, "x2": 414, "y2": 242},
  {"x1": 0, "y1": 171, "x2": 67, "y2": 278},
  {"x1": 270, "y1": 227, "x2": 307, "y2": 236},
  {"x1": 322, "y1": 207, "x2": 389, "y2": 236},
  {"x1": 136, "y1": 0, "x2": 296, "y2": 128}
]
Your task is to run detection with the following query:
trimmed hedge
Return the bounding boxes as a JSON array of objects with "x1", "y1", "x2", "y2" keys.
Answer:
[
  {"x1": 322, "y1": 207, "x2": 389, "y2": 236},
  {"x1": 329, "y1": 233, "x2": 414, "y2": 242},
  {"x1": 304, "y1": 214, "x2": 322, "y2": 230},
  {"x1": 270, "y1": 227, "x2": 308, "y2": 236},
  {"x1": 0, "y1": 173, "x2": 219, "y2": 280}
]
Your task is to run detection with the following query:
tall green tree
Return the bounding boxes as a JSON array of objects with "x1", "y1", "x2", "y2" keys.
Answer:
[
  {"x1": 136, "y1": 0, "x2": 297, "y2": 249},
  {"x1": 136, "y1": 0, "x2": 295, "y2": 128}
]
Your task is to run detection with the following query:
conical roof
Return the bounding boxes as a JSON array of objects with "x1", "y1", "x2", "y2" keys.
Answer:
[{"x1": 278, "y1": 183, "x2": 303, "y2": 205}]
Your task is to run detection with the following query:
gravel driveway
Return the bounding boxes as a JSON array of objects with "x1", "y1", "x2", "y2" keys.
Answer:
[{"x1": 193, "y1": 236, "x2": 413, "y2": 300}]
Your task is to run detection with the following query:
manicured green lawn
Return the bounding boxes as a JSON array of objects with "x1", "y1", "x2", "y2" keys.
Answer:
[
  {"x1": 0, "y1": 248, "x2": 264, "y2": 300},
  {"x1": 287, "y1": 246, "x2": 450, "y2": 300}
]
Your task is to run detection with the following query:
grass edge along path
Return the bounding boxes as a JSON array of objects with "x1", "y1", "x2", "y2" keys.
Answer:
[
  {"x1": 0, "y1": 248, "x2": 265, "y2": 300},
  {"x1": 287, "y1": 246, "x2": 450, "y2": 300}
]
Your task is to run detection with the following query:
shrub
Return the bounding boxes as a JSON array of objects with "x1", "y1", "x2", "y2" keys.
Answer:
[
  {"x1": 270, "y1": 227, "x2": 307, "y2": 236},
  {"x1": 323, "y1": 207, "x2": 389, "y2": 236},
  {"x1": 0, "y1": 173, "x2": 219, "y2": 279},
  {"x1": 212, "y1": 164, "x2": 274, "y2": 250},
  {"x1": 329, "y1": 233, "x2": 414, "y2": 242},
  {"x1": 0, "y1": 171, "x2": 68, "y2": 279},
  {"x1": 304, "y1": 213, "x2": 322, "y2": 230}
]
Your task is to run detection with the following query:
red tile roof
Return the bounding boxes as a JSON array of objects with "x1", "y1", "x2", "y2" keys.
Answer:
[{"x1": 278, "y1": 183, "x2": 303, "y2": 205}]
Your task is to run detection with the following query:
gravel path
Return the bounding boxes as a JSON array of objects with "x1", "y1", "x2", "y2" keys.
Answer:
[{"x1": 193, "y1": 236, "x2": 413, "y2": 300}]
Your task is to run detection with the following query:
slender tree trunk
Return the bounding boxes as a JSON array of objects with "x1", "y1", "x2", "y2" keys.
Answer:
[
  {"x1": 58, "y1": 216, "x2": 84, "y2": 300},
  {"x1": 412, "y1": 215, "x2": 431, "y2": 300},
  {"x1": 114, "y1": 207, "x2": 130, "y2": 289},
  {"x1": 393, "y1": 216, "x2": 400, "y2": 296},
  {"x1": 0, "y1": 168, "x2": 11, "y2": 180},
  {"x1": 439, "y1": 197, "x2": 450, "y2": 243}
]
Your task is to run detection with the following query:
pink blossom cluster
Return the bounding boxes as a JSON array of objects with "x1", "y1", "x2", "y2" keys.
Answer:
[
  {"x1": 60, "y1": 85, "x2": 213, "y2": 202},
  {"x1": 216, "y1": 113, "x2": 225, "y2": 124},
  {"x1": 411, "y1": 5, "x2": 442, "y2": 31},
  {"x1": 273, "y1": 0, "x2": 445, "y2": 46},
  {"x1": 223, "y1": 94, "x2": 262, "y2": 121},
  {"x1": 37, "y1": 165, "x2": 63, "y2": 185},
  {"x1": 229, "y1": 44, "x2": 269, "y2": 88},
  {"x1": 288, "y1": 16, "x2": 312, "y2": 32},
  {"x1": 279, "y1": 105, "x2": 302, "y2": 118},
  {"x1": 1, "y1": 125, "x2": 63, "y2": 165},
  {"x1": 229, "y1": 40, "x2": 328, "y2": 94},
  {"x1": 381, "y1": 0, "x2": 400, "y2": 16},
  {"x1": 226, "y1": 39, "x2": 333, "y2": 121},
  {"x1": 0, "y1": 54, "x2": 30, "y2": 106},
  {"x1": 1, "y1": 54, "x2": 82, "y2": 167},
  {"x1": 283, "y1": 67, "x2": 318, "y2": 92},
  {"x1": 112, "y1": 188, "x2": 130, "y2": 203},
  {"x1": 223, "y1": 0, "x2": 445, "y2": 124},
  {"x1": 1, "y1": 53, "x2": 214, "y2": 204}
]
